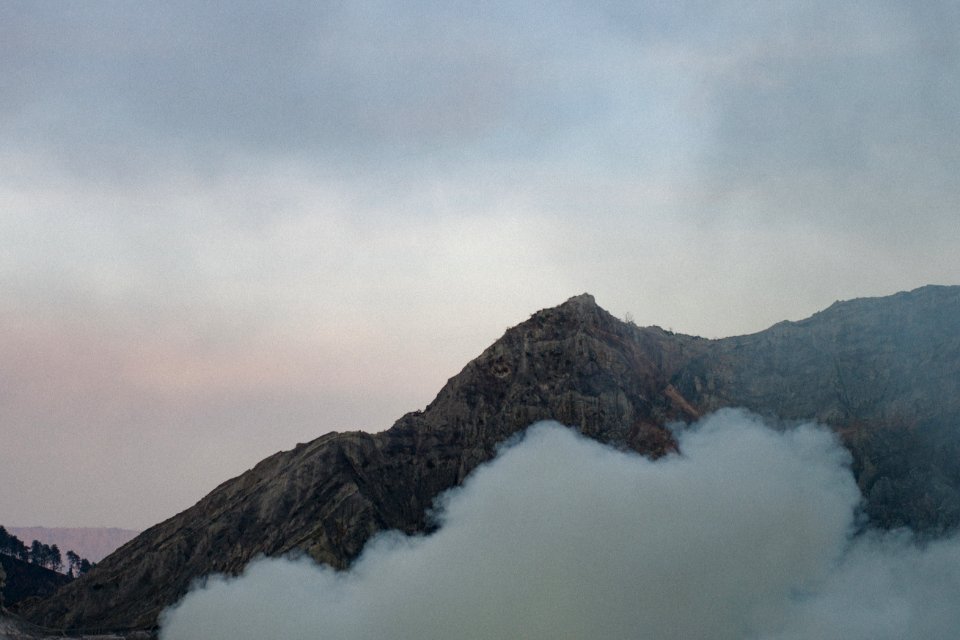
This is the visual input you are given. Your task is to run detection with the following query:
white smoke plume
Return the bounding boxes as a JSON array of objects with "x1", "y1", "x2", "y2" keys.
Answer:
[{"x1": 159, "y1": 409, "x2": 960, "y2": 639}]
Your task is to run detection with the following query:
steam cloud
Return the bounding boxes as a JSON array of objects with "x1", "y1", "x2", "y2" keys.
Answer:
[{"x1": 159, "y1": 410, "x2": 960, "y2": 639}]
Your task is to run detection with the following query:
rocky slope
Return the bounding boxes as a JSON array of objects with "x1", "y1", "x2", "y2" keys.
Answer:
[
  {"x1": 674, "y1": 284, "x2": 960, "y2": 532},
  {"x1": 21, "y1": 286, "x2": 960, "y2": 632}
]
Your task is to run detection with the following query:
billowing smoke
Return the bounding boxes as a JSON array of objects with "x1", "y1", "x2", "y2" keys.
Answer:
[{"x1": 159, "y1": 410, "x2": 960, "y2": 639}]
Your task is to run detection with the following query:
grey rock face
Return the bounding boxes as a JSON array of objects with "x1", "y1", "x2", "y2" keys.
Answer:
[
  {"x1": 21, "y1": 286, "x2": 960, "y2": 632},
  {"x1": 673, "y1": 285, "x2": 960, "y2": 532}
]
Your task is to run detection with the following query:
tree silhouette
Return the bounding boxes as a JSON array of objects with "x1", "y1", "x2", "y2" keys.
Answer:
[
  {"x1": 30, "y1": 540, "x2": 44, "y2": 566},
  {"x1": 1, "y1": 525, "x2": 93, "y2": 576},
  {"x1": 0, "y1": 527, "x2": 28, "y2": 560},
  {"x1": 66, "y1": 550, "x2": 81, "y2": 577},
  {"x1": 49, "y1": 544, "x2": 62, "y2": 572}
]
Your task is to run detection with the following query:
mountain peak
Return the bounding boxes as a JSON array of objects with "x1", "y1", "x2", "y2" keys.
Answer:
[
  {"x1": 529, "y1": 292, "x2": 608, "y2": 330},
  {"x1": 562, "y1": 292, "x2": 597, "y2": 308},
  {"x1": 541, "y1": 293, "x2": 602, "y2": 323}
]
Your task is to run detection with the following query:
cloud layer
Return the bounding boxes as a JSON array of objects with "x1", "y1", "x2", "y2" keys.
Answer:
[
  {"x1": 157, "y1": 410, "x2": 960, "y2": 640},
  {"x1": 4, "y1": 0, "x2": 959, "y2": 529}
]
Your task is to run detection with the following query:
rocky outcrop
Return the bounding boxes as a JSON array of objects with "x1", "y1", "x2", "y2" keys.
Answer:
[{"x1": 21, "y1": 286, "x2": 960, "y2": 632}]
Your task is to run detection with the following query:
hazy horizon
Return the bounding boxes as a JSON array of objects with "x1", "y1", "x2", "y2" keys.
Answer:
[
  {"x1": 6, "y1": 526, "x2": 140, "y2": 563},
  {"x1": 3, "y1": 1, "x2": 959, "y2": 529}
]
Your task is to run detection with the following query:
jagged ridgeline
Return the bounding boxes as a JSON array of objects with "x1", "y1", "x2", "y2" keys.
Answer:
[{"x1": 20, "y1": 285, "x2": 960, "y2": 633}]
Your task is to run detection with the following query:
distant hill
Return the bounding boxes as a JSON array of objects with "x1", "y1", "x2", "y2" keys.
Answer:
[
  {"x1": 8, "y1": 528, "x2": 139, "y2": 564},
  {"x1": 20, "y1": 285, "x2": 960, "y2": 632},
  {"x1": 0, "y1": 554, "x2": 70, "y2": 609}
]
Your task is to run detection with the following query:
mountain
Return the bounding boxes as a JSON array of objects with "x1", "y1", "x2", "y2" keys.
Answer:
[
  {"x1": 8, "y1": 528, "x2": 139, "y2": 564},
  {"x1": 21, "y1": 286, "x2": 960, "y2": 633}
]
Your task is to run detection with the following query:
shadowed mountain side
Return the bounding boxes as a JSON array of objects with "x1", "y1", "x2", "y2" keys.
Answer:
[
  {"x1": 0, "y1": 555, "x2": 71, "y2": 609},
  {"x1": 672, "y1": 285, "x2": 960, "y2": 532},
  {"x1": 21, "y1": 294, "x2": 709, "y2": 632}
]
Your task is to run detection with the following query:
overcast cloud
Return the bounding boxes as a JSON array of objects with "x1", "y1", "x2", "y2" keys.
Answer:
[{"x1": 2, "y1": 1, "x2": 958, "y2": 528}]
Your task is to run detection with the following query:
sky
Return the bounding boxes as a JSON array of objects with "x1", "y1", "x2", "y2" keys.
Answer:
[
  {"x1": 160, "y1": 414, "x2": 960, "y2": 640},
  {"x1": 2, "y1": 1, "x2": 959, "y2": 529}
]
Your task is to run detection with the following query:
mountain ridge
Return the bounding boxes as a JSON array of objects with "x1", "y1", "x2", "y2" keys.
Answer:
[{"x1": 21, "y1": 285, "x2": 960, "y2": 632}]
